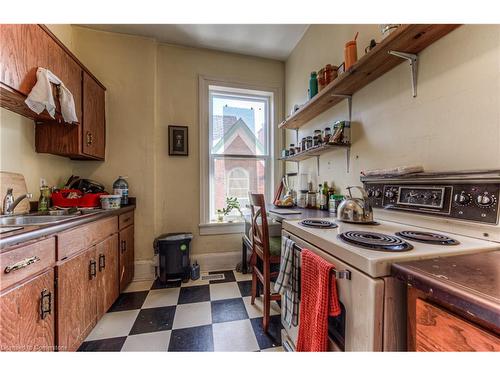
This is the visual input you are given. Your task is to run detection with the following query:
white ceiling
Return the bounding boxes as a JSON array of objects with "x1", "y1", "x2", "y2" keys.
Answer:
[{"x1": 79, "y1": 24, "x2": 309, "y2": 61}]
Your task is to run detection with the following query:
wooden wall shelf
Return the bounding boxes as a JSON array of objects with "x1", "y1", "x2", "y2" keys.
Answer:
[
  {"x1": 279, "y1": 24, "x2": 460, "y2": 130},
  {"x1": 280, "y1": 143, "x2": 350, "y2": 162}
]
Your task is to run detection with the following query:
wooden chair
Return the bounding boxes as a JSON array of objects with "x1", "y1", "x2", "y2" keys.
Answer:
[{"x1": 249, "y1": 193, "x2": 281, "y2": 333}]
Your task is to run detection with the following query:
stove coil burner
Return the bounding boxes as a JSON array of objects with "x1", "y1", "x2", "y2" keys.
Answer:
[
  {"x1": 299, "y1": 219, "x2": 338, "y2": 229},
  {"x1": 395, "y1": 231, "x2": 460, "y2": 245},
  {"x1": 338, "y1": 231, "x2": 413, "y2": 252}
]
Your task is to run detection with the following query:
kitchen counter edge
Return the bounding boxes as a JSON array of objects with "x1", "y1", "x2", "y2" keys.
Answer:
[{"x1": 0, "y1": 205, "x2": 135, "y2": 251}]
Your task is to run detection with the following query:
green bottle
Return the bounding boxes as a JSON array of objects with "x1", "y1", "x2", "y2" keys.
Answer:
[
  {"x1": 38, "y1": 186, "x2": 50, "y2": 212},
  {"x1": 309, "y1": 71, "x2": 318, "y2": 99}
]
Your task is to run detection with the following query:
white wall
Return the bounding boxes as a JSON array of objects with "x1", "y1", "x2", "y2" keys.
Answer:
[{"x1": 285, "y1": 25, "x2": 500, "y2": 193}]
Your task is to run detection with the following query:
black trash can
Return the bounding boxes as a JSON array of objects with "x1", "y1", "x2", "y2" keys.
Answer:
[{"x1": 154, "y1": 232, "x2": 193, "y2": 284}]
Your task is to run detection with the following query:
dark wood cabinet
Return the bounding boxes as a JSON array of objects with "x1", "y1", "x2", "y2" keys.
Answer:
[
  {"x1": 82, "y1": 71, "x2": 106, "y2": 159},
  {"x1": 0, "y1": 24, "x2": 50, "y2": 96},
  {"x1": 0, "y1": 269, "x2": 55, "y2": 351},
  {"x1": 96, "y1": 234, "x2": 119, "y2": 319},
  {"x1": 119, "y1": 225, "x2": 135, "y2": 292},
  {"x1": 0, "y1": 24, "x2": 106, "y2": 160},
  {"x1": 56, "y1": 246, "x2": 97, "y2": 352}
]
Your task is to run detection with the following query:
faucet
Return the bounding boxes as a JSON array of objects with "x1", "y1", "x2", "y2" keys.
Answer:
[{"x1": 2, "y1": 188, "x2": 33, "y2": 215}]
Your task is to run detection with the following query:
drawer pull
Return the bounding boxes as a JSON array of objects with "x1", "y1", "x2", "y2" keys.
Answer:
[
  {"x1": 4, "y1": 256, "x2": 40, "y2": 274},
  {"x1": 89, "y1": 260, "x2": 97, "y2": 279},
  {"x1": 40, "y1": 289, "x2": 52, "y2": 319},
  {"x1": 98, "y1": 254, "x2": 106, "y2": 271}
]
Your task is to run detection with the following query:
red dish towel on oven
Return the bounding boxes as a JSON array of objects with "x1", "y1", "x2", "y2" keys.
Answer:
[{"x1": 296, "y1": 249, "x2": 341, "y2": 352}]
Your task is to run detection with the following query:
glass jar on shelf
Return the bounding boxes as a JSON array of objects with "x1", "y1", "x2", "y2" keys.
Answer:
[
  {"x1": 323, "y1": 127, "x2": 331, "y2": 144},
  {"x1": 306, "y1": 136, "x2": 313, "y2": 149},
  {"x1": 289, "y1": 144, "x2": 296, "y2": 156}
]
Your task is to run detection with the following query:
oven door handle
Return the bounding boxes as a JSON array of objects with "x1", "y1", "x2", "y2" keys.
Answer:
[{"x1": 290, "y1": 241, "x2": 352, "y2": 280}]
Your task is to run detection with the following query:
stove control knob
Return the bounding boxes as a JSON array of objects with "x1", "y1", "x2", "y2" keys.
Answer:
[
  {"x1": 367, "y1": 189, "x2": 375, "y2": 198},
  {"x1": 374, "y1": 190, "x2": 382, "y2": 198},
  {"x1": 476, "y1": 193, "x2": 495, "y2": 207},
  {"x1": 454, "y1": 191, "x2": 470, "y2": 205}
]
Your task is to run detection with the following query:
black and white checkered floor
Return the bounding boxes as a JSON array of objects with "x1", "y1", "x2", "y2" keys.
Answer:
[{"x1": 78, "y1": 270, "x2": 284, "y2": 352}]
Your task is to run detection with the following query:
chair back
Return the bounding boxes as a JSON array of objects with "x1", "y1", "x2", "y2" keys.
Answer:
[{"x1": 249, "y1": 193, "x2": 270, "y2": 260}]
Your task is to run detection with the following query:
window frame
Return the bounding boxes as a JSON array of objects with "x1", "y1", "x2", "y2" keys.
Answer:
[{"x1": 199, "y1": 76, "x2": 283, "y2": 235}]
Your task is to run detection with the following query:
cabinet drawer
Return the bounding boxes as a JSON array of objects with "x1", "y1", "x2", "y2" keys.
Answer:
[
  {"x1": 416, "y1": 298, "x2": 500, "y2": 351},
  {"x1": 119, "y1": 211, "x2": 134, "y2": 229},
  {"x1": 57, "y1": 216, "x2": 118, "y2": 260},
  {"x1": 1, "y1": 237, "x2": 56, "y2": 291}
]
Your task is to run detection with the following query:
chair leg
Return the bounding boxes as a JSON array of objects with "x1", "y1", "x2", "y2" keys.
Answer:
[
  {"x1": 263, "y1": 260, "x2": 271, "y2": 333},
  {"x1": 250, "y1": 253, "x2": 257, "y2": 305}
]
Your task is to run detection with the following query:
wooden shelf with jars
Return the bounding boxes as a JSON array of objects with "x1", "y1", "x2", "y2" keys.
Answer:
[
  {"x1": 278, "y1": 24, "x2": 460, "y2": 130},
  {"x1": 279, "y1": 142, "x2": 350, "y2": 162}
]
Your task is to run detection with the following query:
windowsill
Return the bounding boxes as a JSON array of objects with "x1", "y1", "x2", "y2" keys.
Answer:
[{"x1": 199, "y1": 220, "x2": 245, "y2": 236}]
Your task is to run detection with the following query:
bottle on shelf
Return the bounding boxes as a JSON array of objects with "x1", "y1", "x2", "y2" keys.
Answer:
[{"x1": 309, "y1": 71, "x2": 318, "y2": 99}]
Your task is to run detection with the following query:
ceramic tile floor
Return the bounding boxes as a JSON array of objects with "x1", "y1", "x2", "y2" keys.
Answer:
[{"x1": 79, "y1": 270, "x2": 283, "y2": 352}]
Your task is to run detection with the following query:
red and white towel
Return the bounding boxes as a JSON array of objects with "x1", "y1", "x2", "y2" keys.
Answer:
[{"x1": 296, "y1": 249, "x2": 341, "y2": 352}]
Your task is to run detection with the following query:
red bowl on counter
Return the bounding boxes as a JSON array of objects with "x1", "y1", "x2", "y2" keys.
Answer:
[{"x1": 51, "y1": 189, "x2": 108, "y2": 208}]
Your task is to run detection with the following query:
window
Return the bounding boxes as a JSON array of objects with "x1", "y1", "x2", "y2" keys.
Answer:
[
  {"x1": 227, "y1": 167, "x2": 250, "y2": 208},
  {"x1": 200, "y1": 79, "x2": 276, "y2": 229}
]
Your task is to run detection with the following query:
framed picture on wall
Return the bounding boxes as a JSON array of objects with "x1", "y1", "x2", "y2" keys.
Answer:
[{"x1": 168, "y1": 125, "x2": 189, "y2": 156}]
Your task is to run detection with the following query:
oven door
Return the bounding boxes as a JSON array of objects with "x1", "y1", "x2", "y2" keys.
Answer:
[{"x1": 281, "y1": 230, "x2": 384, "y2": 351}]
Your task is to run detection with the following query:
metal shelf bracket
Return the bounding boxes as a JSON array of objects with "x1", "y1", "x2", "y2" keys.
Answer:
[
  {"x1": 331, "y1": 94, "x2": 352, "y2": 120},
  {"x1": 389, "y1": 50, "x2": 418, "y2": 97}
]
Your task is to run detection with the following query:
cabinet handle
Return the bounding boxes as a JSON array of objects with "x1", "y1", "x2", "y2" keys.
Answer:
[
  {"x1": 40, "y1": 289, "x2": 52, "y2": 319},
  {"x1": 121, "y1": 240, "x2": 127, "y2": 253},
  {"x1": 89, "y1": 260, "x2": 97, "y2": 279},
  {"x1": 4, "y1": 256, "x2": 40, "y2": 274},
  {"x1": 98, "y1": 254, "x2": 106, "y2": 271},
  {"x1": 86, "y1": 131, "x2": 93, "y2": 146}
]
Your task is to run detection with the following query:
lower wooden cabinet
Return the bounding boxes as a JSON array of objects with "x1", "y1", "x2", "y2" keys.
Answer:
[
  {"x1": 414, "y1": 298, "x2": 500, "y2": 352},
  {"x1": 0, "y1": 269, "x2": 55, "y2": 351},
  {"x1": 56, "y1": 246, "x2": 97, "y2": 352},
  {"x1": 119, "y1": 224, "x2": 134, "y2": 292},
  {"x1": 96, "y1": 234, "x2": 119, "y2": 319}
]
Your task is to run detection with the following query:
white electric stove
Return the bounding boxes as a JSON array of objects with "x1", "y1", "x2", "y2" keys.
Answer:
[{"x1": 280, "y1": 170, "x2": 500, "y2": 352}]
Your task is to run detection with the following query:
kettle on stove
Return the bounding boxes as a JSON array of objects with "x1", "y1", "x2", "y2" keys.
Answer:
[{"x1": 337, "y1": 186, "x2": 374, "y2": 223}]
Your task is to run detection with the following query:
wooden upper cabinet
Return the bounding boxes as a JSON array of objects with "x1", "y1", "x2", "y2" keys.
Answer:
[
  {"x1": 47, "y1": 38, "x2": 83, "y2": 124},
  {"x1": 82, "y1": 71, "x2": 106, "y2": 159},
  {"x1": 0, "y1": 24, "x2": 50, "y2": 96},
  {"x1": 0, "y1": 24, "x2": 106, "y2": 160}
]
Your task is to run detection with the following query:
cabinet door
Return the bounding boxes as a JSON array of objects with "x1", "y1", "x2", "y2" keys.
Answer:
[
  {"x1": 82, "y1": 71, "x2": 105, "y2": 159},
  {"x1": 119, "y1": 225, "x2": 134, "y2": 292},
  {"x1": 0, "y1": 24, "x2": 50, "y2": 95},
  {"x1": 415, "y1": 298, "x2": 500, "y2": 352},
  {"x1": 0, "y1": 269, "x2": 55, "y2": 351},
  {"x1": 96, "y1": 234, "x2": 119, "y2": 318},
  {"x1": 47, "y1": 39, "x2": 82, "y2": 123},
  {"x1": 56, "y1": 247, "x2": 97, "y2": 351}
]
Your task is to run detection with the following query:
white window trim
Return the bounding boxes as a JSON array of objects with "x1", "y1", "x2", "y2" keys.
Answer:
[{"x1": 199, "y1": 75, "x2": 283, "y2": 236}]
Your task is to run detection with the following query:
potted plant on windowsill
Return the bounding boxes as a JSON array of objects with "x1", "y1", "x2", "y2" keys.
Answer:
[{"x1": 216, "y1": 197, "x2": 243, "y2": 223}]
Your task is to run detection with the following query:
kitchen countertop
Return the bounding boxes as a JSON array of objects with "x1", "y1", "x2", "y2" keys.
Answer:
[
  {"x1": 0, "y1": 205, "x2": 135, "y2": 251},
  {"x1": 392, "y1": 250, "x2": 500, "y2": 333}
]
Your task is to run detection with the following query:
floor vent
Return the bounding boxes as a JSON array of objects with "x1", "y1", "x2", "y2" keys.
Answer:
[{"x1": 201, "y1": 274, "x2": 225, "y2": 281}]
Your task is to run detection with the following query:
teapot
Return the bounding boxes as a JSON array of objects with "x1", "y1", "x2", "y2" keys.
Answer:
[{"x1": 337, "y1": 186, "x2": 374, "y2": 223}]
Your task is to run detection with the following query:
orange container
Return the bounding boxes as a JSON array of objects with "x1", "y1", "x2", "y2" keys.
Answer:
[{"x1": 344, "y1": 40, "x2": 358, "y2": 71}]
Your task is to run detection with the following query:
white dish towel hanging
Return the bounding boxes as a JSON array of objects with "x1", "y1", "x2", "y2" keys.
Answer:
[{"x1": 25, "y1": 67, "x2": 78, "y2": 123}]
